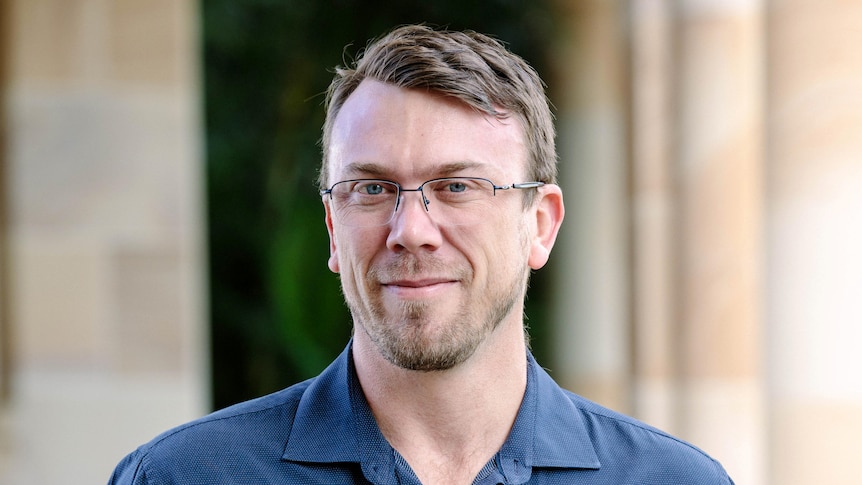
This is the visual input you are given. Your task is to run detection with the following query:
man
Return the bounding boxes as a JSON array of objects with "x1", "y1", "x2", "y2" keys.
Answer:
[{"x1": 110, "y1": 25, "x2": 734, "y2": 484}]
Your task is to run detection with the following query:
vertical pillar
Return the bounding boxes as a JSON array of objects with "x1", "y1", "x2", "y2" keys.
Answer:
[
  {"x1": 766, "y1": 1, "x2": 862, "y2": 483},
  {"x1": 628, "y1": 0, "x2": 676, "y2": 435},
  {"x1": 551, "y1": 0, "x2": 631, "y2": 413},
  {"x1": 673, "y1": 1, "x2": 765, "y2": 483},
  {"x1": 1, "y1": 0, "x2": 206, "y2": 483},
  {"x1": 0, "y1": 0, "x2": 10, "y2": 404}
]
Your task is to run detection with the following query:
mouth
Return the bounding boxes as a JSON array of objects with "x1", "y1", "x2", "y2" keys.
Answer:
[
  {"x1": 381, "y1": 278, "x2": 459, "y2": 298},
  {"x1": 384, "y1": 277, "x2": 455, "y2": 287}
]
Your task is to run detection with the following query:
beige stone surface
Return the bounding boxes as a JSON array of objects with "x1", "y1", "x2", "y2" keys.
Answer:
[
  {"x1": 629, "y1": 0, "x2": 676, "y2": 435},
  {"x1": 551, "y1": 0, "x2": 632, "y2": 416},
  {"x1": 13, "y1": 237, "x2": 108, "y2": 365},
  {"x1": 107, "y1": 0, "x2": 189, "y2": 85},
  {"x1": 112, "y1": 245, "x2": 185, "y2": 373},
  {"x1": 9, "y1": 0, "x2": 92, "y2": 83},
  {"x1": 1, "y1": 0, "x2": 206, "y2": 483},
  {"x1": 770, "y1": 400, "x2": 862, "y2": 485},
  {"x1": 767, "y1": 2, "x2": 862, "y2": 484},
  {"x1": 9, "y1": 90, "x2": 195, "y2": 237},
  {"x1": 675, "y1": 0, "x2": 763, "y2": 380}
]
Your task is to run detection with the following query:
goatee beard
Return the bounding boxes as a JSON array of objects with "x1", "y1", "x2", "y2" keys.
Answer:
[
  {"x1": 348, "y1": 255, "x2": 522, "y2": 372},
  {"x1": 368, "y1": 299, "x2": 481, "y2": 371}
]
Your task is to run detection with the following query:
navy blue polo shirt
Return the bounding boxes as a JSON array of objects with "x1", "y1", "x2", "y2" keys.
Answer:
[{"x1": 109, "y1": 343, "x2": 733, "y2": 484}]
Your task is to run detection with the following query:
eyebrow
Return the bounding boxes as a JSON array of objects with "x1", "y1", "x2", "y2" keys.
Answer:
[{"x1": 343, "y1": 161, "x2": 487, "y2": 179}]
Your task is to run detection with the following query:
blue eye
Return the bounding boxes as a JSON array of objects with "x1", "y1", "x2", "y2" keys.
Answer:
[
  {"x1": 356, "y1": 182, "x2": 388, "y2": 195},
  {"x1": 447, "y1": 182, "x2": 467, "y2": 193}
]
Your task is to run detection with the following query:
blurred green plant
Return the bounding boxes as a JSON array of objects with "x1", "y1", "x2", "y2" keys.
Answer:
[{"x1": 203, "y1": 0, "x2": 558, "y2": 409}]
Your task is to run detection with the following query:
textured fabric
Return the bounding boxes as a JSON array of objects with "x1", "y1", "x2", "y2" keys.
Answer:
[{"x1": 109, "y1": 342, "x2": 734, "y2": 484}]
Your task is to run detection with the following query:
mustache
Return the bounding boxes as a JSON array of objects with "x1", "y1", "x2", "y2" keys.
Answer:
[{"x1": 368, "y1": 255, "x2": 470, "y2": 281}]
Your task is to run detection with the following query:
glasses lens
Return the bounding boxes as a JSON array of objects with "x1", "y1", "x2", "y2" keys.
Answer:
[
  {"x1": 328, "y1": 180, "x2": 399, "y2": 227},
  {"x1": 422, "y1": 178, "x2": 497, "y2": 226}
]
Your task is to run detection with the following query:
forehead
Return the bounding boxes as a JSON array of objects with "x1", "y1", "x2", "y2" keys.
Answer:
[{"x1": 328, "y1": 80, "x2": 527, "y2": 182}]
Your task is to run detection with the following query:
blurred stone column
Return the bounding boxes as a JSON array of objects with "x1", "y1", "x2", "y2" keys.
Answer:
[
  {"x1": 672, "y1": 1, "x2": 766, "y2": 483},
  {"x1": 766, "y1": 1, "x2": 862, "y2": 483},
  {"x1": 550, "y1": 0, "x2": 631, "y2": 413},
  {"x1": 628, "y1": 0, "x2": 676, "y2": 436},
  {"x1": 0, "y1": 0, "x2": 11, "y2": 404},
  {"x1": 1, "y1": 1, "x2": 206, "y2": 483}
]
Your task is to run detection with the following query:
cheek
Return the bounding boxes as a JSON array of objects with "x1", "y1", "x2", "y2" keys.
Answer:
[
  {"x1": 334, "y1": 228, "x2": 386, "y2": 276},
  {"x1": 494, "y1": 215, "x2": 533, "y2": 271},
  {"x1": 449, "y1": 222, "x2": 523, "y2": 278}
]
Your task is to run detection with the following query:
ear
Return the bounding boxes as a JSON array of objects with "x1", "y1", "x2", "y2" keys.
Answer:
[
  {"x1": 323, "y1": 198, "x2": 340, "y2": 273},
  {"x1": 528, "y1": 184, "x2": 565, "y2": 270}
]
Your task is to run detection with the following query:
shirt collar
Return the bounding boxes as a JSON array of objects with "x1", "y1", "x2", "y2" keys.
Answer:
[
  {"x1": 516, "y1": 352, "x2": 601, "y2": 469},
  {"x1": 282, "y1": 342, "x2": 398, "y2": 483},
  {"x1": 281, "y1": 344, "x2": 362, "y2": 464},
  {"x1": 282, "y1": 342, "x2": 601, "y2": 479}
]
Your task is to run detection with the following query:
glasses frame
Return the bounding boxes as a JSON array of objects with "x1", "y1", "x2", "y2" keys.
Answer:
[{"x1": 320, "y1": 176, "x2": 545, "y2": 227}]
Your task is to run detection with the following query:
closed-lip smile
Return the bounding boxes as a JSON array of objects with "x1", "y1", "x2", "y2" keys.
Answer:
[
  {"x1": 381, "y1": 277, "x2": 458, "y2": 298},
  {"x1": 384, "y1": 278, "x2": 454, "y2": 288}
]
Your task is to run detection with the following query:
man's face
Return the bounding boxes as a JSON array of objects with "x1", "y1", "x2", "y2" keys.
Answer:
[{"x1": 324, "y1": 80, "x2": 540, "y2": 371}]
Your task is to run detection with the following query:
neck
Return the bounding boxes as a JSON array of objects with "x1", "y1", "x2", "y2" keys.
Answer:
[{"x1": 352, "y1": 315, "x2": 528, "y2": 483}]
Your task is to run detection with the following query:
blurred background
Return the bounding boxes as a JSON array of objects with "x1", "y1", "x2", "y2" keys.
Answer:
[{"x1": 1, "y1": 1, "x2": 860, "y2": 484}]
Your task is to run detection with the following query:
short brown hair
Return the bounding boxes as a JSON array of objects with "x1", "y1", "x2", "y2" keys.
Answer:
[{"x1": 319, "y1": 24, "x2": 557, "y2": 192}]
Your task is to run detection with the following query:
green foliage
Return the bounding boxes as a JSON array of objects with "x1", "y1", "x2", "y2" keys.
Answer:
[{"x1": 203, "y1": 0, "x2": 558, "y2": 409}]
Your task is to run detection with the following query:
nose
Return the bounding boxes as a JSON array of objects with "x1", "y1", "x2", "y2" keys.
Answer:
[
  {"x1": 394, "y1": 187, "x2": 430, "y2": 213},
  {"x1": 386, "y1": 190, "x2": 442, "y2": 253}
]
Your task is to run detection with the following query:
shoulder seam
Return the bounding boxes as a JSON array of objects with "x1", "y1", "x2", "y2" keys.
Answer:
[
  {"x1": 140, "y1": 384, "x2": 307, "y2": 453},
  {"x1": 566, "y1": 391, "x2": 727, "y2": 471}
]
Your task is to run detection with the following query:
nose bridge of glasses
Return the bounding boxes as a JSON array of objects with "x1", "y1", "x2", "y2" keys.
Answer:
[
  {"x1": 397, "y1": 186, "x2": 431, "y2": 213},
  {"x1": 386, "y1": 185, "x2": 436, "y2": 228}
]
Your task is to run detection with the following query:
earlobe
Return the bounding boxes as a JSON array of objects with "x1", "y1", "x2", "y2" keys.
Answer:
[
  {"x1": 323, "y1": 199, "x2": 340, "y2": 273},
  {"x1": 328, "y1": 248, "x2": 339, "y2": 274},
  {"x1": 528, "y1": 185, "x2": 565, "y2": 270}
]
